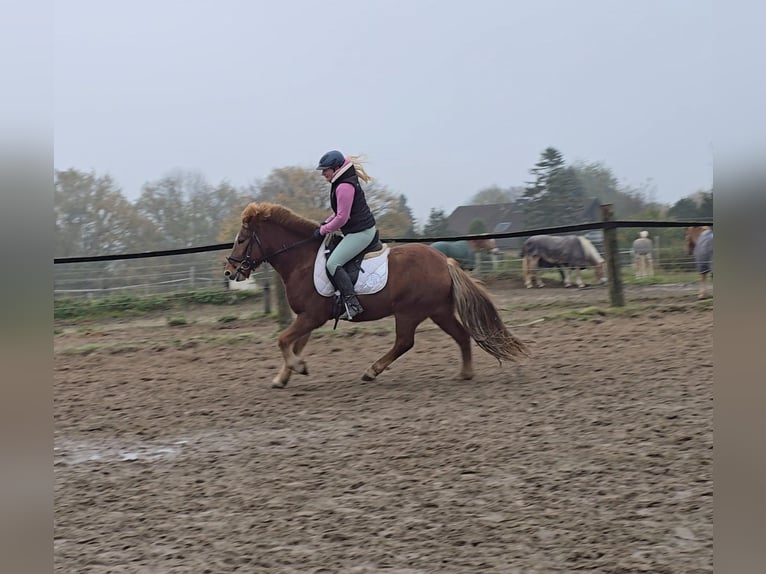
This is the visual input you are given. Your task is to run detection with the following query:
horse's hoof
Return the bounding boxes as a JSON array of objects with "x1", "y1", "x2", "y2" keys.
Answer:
[
  {"x1": 458, "y1": 372, "x2": 474, "y2": 380},
  {"x1": 361, "y1": 370, "x2": 376, "y2": 381},
  {"x1": 271, "y1": 381, "x2": 287, "y2": 389},
  {"x1": 291, "y1": 361, "x2": 308, "y2": 375}
]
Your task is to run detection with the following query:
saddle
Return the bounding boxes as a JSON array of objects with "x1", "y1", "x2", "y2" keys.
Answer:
[
  {"x1": 323, "y1": 230, "x2": 384, "y2": 286},
  {"x1": 321, "y1": 230, "x2": 384, "y2": 327}
]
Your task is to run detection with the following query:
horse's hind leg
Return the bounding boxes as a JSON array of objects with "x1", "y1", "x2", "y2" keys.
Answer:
[
  {"x1": 575, "y1": 268, "x2": 585, "y2": 288},
  {"x1": 430, "y1": 310, "x2": 474, "y2": 380},
  {"x1": 563, "y1": 267, "x2": 572, "y2": 287},
  {"x1": 362, "y1": 313, "x2": 421, "y2": 381}
]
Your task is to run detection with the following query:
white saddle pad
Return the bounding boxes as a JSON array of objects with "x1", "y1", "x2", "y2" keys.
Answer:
[{"x1": 313, "y1": 242, "x2": 391, "y2": 297}]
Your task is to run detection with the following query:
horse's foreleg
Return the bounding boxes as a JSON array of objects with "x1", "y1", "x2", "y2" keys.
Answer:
[
  {"x1": 272, "y1": 315, "x2": 320, "y2": 388},
  {"x1": 698, "y1": 273, "x2": 708, "y2": 299},
  {"x1": 429, "y1": 310, "x2": 474, "y2": 380},
  {"x1": 563, "y1": 267, "x2": 572, "y2": 288},
  {"x1": 362, "y1": 314, "x2": 422, "y2": 381},
  {"x1": 575, "y1": 268, "x2": 585, "y2": 288},
  {"x1": 525, "y1": 257, "x2": 542, "y2": 288}
]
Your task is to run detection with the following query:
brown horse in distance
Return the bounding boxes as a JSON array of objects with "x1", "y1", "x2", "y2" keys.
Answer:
[{"x1": 223, "y1": 203, "x2": 530, "y2": 388}]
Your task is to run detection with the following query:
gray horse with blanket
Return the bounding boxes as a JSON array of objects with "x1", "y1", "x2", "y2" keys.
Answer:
[
  {"x1": 521, "y1": 234, "x2": 607, "y2": 288},
  {"x1": 685, "y1": 226, "x2": 713, "y2": 299}
]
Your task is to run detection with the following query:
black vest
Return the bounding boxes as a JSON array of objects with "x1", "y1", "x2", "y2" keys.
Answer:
[{"x1": 330, "y1": 165, "x2": 376, "y2": 234}]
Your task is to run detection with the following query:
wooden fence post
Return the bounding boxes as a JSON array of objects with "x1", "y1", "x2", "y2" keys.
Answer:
[{"x1": 601, "y1": 204, "x2": 625, "y2": 307}]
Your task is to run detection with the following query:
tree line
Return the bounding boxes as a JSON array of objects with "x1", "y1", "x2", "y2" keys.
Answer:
[{"x1": 55, "y1": 147, "x2": 712, "y2": 259}]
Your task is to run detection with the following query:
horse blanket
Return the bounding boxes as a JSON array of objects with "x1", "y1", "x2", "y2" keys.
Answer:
[
  {"x1": 632, "y1": 237, "x2": 653, "y2": 255},
  {"x1": 430, "y1": 241, "x2": 476, "y2": 270},
  {"x1": 521, "y1": 235, "x2": 594, "y2": 268},
  {"x1": 694, "y1": 229, "x2": 714, "y2": 274}
]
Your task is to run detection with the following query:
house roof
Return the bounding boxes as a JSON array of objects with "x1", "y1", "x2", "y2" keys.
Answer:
[
  {"x1": 446, "y1": 203, "x2": 522, "y2": 234},
  {"x1": 444, "y1": 197, "x2": 603, "y2": 249},
  {"x1": 445, "y1": 203, "x2": 525, "y2": 248}
]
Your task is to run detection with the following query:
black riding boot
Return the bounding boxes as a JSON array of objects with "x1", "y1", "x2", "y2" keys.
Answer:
[{"x1": 331, "y1": 267, "x2": 364, "y2": 320}]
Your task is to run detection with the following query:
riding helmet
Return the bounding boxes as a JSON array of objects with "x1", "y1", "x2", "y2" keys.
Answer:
[{"x1": 316, "y1": 150, "x2": 345, "y2": 171}]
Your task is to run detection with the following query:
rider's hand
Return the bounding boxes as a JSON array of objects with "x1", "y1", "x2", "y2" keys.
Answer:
[{"x1": 313, "y1": 228, "x2": 323, "y2": 240}]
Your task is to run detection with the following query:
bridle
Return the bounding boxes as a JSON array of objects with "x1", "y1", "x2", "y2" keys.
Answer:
[{"x1": 226, "y1": 228, "x2": 314, "y2": 278}]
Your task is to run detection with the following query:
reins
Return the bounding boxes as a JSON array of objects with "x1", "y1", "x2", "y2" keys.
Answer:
[{"x1": 227, "y1": 230, "x2": 315, "y2": 276}]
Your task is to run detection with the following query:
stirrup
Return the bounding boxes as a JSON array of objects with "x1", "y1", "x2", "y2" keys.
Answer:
[{"x1": 339, "y1": 298, "x2": 364, "y2": 320}]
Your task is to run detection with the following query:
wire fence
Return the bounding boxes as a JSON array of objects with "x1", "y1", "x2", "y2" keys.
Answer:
[
  {"x1": 53, "y1": 244, "x2": 700, "y2": 301},
  {"x1": 53, "y1": 216, "x2": 713, "y2": 309}
]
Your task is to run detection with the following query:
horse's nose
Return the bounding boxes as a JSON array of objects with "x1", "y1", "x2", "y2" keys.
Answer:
[{"x1": 224, "y1": 269, "x2": 232, "y2": 278}]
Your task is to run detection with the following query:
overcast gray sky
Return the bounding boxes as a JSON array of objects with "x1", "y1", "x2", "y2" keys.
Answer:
[{"x1": 54, "y1": 0, "x2": 714, "y2": 224}]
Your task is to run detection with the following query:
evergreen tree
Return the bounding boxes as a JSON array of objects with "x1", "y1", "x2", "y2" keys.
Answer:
[
  {"x1": 698, "y1": 191, "x2": 713, "y2": 218},
  {"x1": 667, "y1": 197, "x2": 700, "y2": 220},
  {"x1": 396, "y1": 194, "x2": 418, "y2": 236},
  {"x1": 523, "y1": 147, "x2": 565, "y2": 201},
  {"x1": 468, "y1": 219, "x2": 487, "y2": 234},
  {"x1": 422, "y1": 208, "x2": 451, "y2": 237},
  {"x1": 521, "y1": 147, "x2": 585, "y2": 228}
]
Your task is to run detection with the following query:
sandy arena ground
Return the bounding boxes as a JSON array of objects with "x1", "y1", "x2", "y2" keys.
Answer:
[{"x1": 55, "y1": 282, "x2": 713, "y2": 573}]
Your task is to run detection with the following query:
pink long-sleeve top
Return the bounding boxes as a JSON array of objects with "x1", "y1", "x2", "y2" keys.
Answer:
[{"x1": 319, "y1": 161, "x2": 356, "y2": 234}]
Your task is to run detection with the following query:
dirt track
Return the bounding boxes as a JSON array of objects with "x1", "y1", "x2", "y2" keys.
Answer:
[{"x1": 55, "y1": 283, "x2": 713, "y2": 573}]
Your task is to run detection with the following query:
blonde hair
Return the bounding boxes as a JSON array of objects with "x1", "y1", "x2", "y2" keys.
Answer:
[{"x1": 348, "y1": 154, "x2": 373, "y2": 183}]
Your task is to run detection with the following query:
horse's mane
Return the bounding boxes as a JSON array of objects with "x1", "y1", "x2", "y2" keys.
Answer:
[
  {"x1": 686, "y1": 226, "x2": 711, "y2": 243},
  {"x1": 241, "y1": 202, "x2": 319, "y2": 234},
  {"x1": 577, "y1": 236, "x2": 604, "y2": 264}
]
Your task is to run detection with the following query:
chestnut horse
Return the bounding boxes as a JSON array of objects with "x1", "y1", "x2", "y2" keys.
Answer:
[
  {"x1": 685, "y1": 226, "x2": 714, "y2": 299},
  {"x1": 223, "y1": 203, "x2": 530, "y2": 388}
]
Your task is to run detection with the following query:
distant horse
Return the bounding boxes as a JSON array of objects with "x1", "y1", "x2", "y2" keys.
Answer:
[
  {"x1": 429, "y1": 238, "x2": 499, "y2": 271},
  {"x1": 521, "y1": 234, "x2": 607, "y2": 289},
  {"x1": 685, "y1": 226, "x2": 714, "y2": 299},
  {"x1": 223, "y1": 203, "x2": 529, "y2": 388},
  {"x1": 632, "y1": 231, "x2": 654, "y2": 278}
]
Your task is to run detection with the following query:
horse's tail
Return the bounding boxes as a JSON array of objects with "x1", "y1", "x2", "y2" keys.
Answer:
[{"x1": 447, "y1": 258, "x2": 531, "y2": 362}]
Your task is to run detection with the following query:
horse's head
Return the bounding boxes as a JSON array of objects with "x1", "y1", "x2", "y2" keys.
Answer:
[
  {"x1": 593, "y1": 261, "x2": 607, "y2": 284},
  {"x1": 685, "y1": 226, "x2": 712, "y2": 255},
  {"x1": 468, "y1": 238, "x2": 500, "y2": 254},
  {"x1": 685, "y1": 226, "x2": 701, "y2": 256},
  {"x1": 223, "y1": 202, "x2": 321, "y2": 282},
  {"x1": 577, "y1": 236, "x2": 608, "y2": 284},
  {"x1": 223, "y1": 215, "x2": 266, "y2": 281}
]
